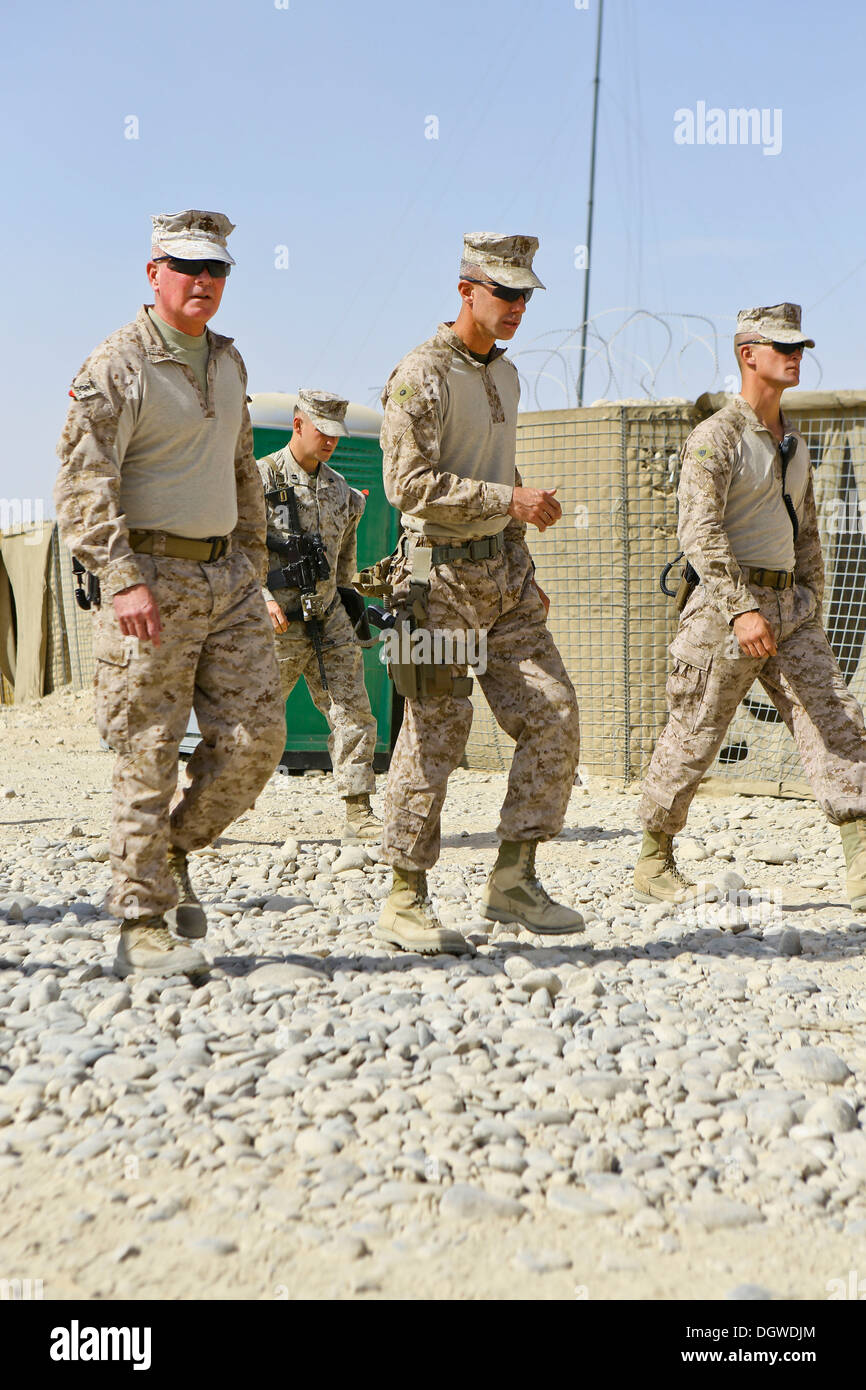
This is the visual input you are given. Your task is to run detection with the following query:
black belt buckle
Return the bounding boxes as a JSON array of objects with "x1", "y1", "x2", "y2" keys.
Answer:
[
  {"x1": 207, "y1": 536, "x2": 228, "y2": 562},
  {"x1": 482, "y1": 532, "x2": 502, "y2": 559}
]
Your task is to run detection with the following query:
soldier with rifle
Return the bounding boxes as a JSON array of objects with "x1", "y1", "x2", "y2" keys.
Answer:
[{"x1": 259, "y1": 389, "x2": 381, "y2": 843}]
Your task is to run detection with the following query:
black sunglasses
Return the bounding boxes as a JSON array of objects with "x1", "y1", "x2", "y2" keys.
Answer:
[
  {"x1": 152, "y1": 256, "x2": 231, "y2": 278},
  {"x1": 461, "y1": 276, "x2": 533, "y2": 303},
  {"x1": 741, "y1": 339, "x2": 804, "y2": 356}
]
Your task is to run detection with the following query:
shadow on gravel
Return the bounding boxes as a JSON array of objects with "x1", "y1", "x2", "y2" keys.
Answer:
[
  {"x1": 540, "y1": 932, "x2": 866, "y2": 968},
  {"x1": 0, "y1": 816, "x2": 70, "y2": 827},
  {"x1": 214, "y1": 926, "x2": 866, "y2": 978},
  {"x1": 783, "y1": 898, "x2": 850, "y2": 914},
  {"x1": 438, "y1": 831, "x2": 499, "y2": 850},
  {"x1": 439, "y1": 826, "x2": 640, "y2": 851},
  {"x1": 556, "y1": 826, "x2": 641, "y2": 844}
]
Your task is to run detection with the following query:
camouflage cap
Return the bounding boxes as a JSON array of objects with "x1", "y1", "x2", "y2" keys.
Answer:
[
  {"x1": 151, "y1": 209, "x2": 236, "y2": 264},
  {"x1": 295, "y1": 388, "x2": 350, "y2": 438},
  {"x1": 736, "y1": 303, "x2": 815, "y2": 348},
  {"x1": 460, "y1": 232, "x2": 545, "y2": 291}
]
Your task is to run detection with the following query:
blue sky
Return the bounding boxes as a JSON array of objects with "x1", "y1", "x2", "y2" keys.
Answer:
[{"x1": 3, "y1": 0, "x2": 865, "y2": 507}]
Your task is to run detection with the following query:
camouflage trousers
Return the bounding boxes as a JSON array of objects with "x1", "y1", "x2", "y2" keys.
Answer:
[
  {"x1": 382, "y1": 535, "x2": 580, "y2": 870},
  {"x1": 273, "y1": 601, "x2": 376, "y2": 797},
  {"x1": 94, "y1": 550, "x2": 285, "y2": 920},
  {"x1": 641, "y1": 582, "x2": 866, "y2": 834}
]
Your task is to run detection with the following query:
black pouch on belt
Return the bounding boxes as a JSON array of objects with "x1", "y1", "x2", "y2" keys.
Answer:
[
  {"x1": 72, "y1": 556, "x2": 101, "y2": 610},
  {"x1": 660, "y1": 552, "x2": 700, "y2": 613}
]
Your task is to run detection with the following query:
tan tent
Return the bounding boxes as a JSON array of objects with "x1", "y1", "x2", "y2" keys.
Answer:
[
  {"x1": 0, "y1": 524, "x2": 92, "y2": 704},
  {"x1": 0, "y1": 526, "x2": 55, "y2": 702}
]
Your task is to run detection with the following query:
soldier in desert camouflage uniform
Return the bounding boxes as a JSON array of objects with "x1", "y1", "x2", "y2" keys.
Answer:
[
  {"x1": 636, "y1": 304, "x2": 866, "y2": 909},
  {"x1": 259, "y1": 390, "x2": 380, "y2": 843},
  {"x1": 374, "y1": 233, "x2": 582, "y2": 956},
  {"x1": 55, "y1": 210, "x2": 285, "y2": 978}
]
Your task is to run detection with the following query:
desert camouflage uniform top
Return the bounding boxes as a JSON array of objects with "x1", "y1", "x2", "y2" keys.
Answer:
[
  {"x1": 257, "y1": 447, "x2": 366, "y2": 613},
  {"x1": 677, "y1": 394, "x2": 824, "y2": 623},
  {"x1": 55, "y1": 305, "x2": 266, "y2": 596},
  {"x1": 380, "y1": 322, "x2": 528, "y2": 546}
]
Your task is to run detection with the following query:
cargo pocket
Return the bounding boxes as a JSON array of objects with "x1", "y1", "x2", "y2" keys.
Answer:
[
  {"x1": 390, "y1": 788, "x2": 437, "y2": 859},
  {"x1": 94, "y1": 642, "x2": 131, "y2": 752},
  {"x1": 792, "y1": 582, "x2": 817, "y2": 629},
  {"x1": 233, "y1": 549, "x2": 259, "y2": 589},
  {"x1": 666, "y1": 638, "x2": 711, "y2": 735}
]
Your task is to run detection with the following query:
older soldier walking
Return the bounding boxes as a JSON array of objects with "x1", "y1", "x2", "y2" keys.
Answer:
[
  {"x1": 259, "y1": 390, "x2": 380, "y2": 843},
  {"x1": 55, "y1": 209, "x2": 286, "y2": 977},
  {"x1": 636, "y1": 303, "x2": 866, "y2": 908},
  {"x1": 374, "y1": 232, "x2": 582, "y2": 955}
]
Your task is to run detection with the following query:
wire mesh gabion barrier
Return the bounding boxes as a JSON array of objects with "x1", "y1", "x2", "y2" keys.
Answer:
[
  {"x1": 463, "y1": 400, "x2": 693, "y2": 781},
  {"x1": 463, "y1": 392, "x2": 866, "y2": 799},
  {"x1": 7, "y1": 390, "x2": 866, "y2": 809}
]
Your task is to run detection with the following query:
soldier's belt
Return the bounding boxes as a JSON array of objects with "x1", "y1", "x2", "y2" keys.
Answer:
[
  {"x1": 421, "y1": 532, "x2": 504, "y2": 566},
  {"x1": 746, "y1": 568, "x2": 794, "y2": 590},
  {"x1": 129, "y1": 530, "x2": 230, "y2": 563}
]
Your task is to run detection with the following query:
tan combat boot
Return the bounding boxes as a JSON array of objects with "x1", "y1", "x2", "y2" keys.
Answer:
[
  {"x1": 114, "y1": 916, "x2": 209, "y2": 979},
  {"x1": 481, "y1": 840, "x2": 584, "y2": 935},
  {"x1": 373, "y1": 867, "x2": 471, "y2": 955},
  {"x1": 342, "y1": 793, "x2": 381, "y2": 845},
  {"x1": 166, "y1": 847, "x2": 207, "y2": 939},
  {"x1": 633, "y1": 829, "x2": 710, "y2": 905},
  {"x1": 840, "y1": 820, "x2": 866, "y2": 911}
]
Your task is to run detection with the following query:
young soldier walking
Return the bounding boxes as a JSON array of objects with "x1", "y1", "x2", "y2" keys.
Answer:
[
  {"x1": 376, "y1": 233, "x2": 583, "y2": 954},
  {"x1": 636, "y1": 303, "x2": 866, "y2": 910}
]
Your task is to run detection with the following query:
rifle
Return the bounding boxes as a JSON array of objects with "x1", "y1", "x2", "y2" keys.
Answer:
[{"x1": 266, "y1": 484, "x2": 331, "y2": 690}]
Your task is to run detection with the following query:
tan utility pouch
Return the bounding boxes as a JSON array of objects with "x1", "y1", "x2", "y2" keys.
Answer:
[
  {"x1": 387, "y1": 618, "x2": 474, "y2": 700},
  {"x1": 354, "y1": 550, "x2": 398, "y2": 599},
  {"x1": 390, "y1": 658, "x2": 474, "y2": 701},
  {"x1": 675, "y1": 574, "x2": 697, "y2": 613}
]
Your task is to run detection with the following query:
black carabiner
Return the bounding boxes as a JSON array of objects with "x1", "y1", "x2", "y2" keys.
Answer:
[{"x1": 659, "y1": 551, "x2": 684, "y2": 597}]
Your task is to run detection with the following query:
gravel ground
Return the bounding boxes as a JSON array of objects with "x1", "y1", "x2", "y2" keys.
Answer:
[{"x1": 1, "y1": 688, "x2": 865, "y2": 1301}]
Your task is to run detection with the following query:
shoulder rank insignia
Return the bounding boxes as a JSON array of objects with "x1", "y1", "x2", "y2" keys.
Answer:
[{"x1": 69, "y1": 378, "x2": 100, "y2": 401}]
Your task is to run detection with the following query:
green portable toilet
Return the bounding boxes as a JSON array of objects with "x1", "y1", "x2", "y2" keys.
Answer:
[{"x1": 250, "y1": 392, "x2": 400, "y2": 772}]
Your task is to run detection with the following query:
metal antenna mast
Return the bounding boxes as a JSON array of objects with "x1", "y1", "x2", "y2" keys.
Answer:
[{"x1": 577, "y1": 0, "x2": 604, "y2": 407}]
